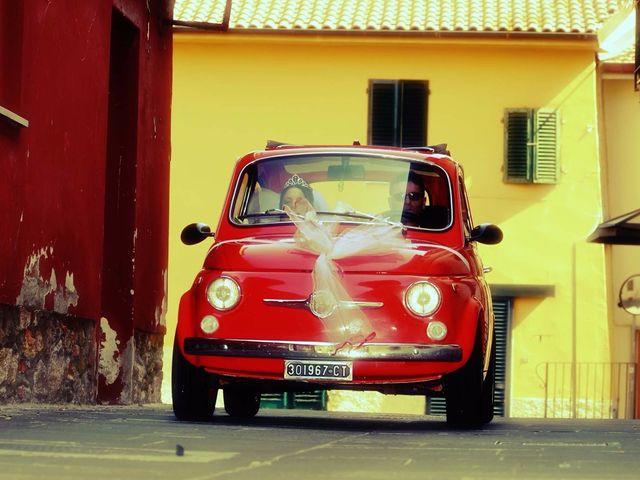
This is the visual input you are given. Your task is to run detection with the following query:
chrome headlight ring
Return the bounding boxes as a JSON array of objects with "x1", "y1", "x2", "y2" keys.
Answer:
[
  {"x1": 206, "y1": 276, "x2": 241, "y2": 311},
  {"x1": 404, "y1": 281, "x2": 441, "y2": 317}
]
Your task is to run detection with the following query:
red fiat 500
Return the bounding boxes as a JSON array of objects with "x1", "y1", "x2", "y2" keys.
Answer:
[{"x1": 173, "y1": 143, "x2": 502, "y2": 427}]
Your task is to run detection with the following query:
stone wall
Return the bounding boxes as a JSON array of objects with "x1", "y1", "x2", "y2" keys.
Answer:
[
  {"x1": 0, "y1": 305, "x2": 97, "y2": 403},
  {"x1": 0, "y1": 305, "x2": 165, "y2": 404},
  {"x1": 131, "y1": 330, "x2": 164, "y2": 404}
]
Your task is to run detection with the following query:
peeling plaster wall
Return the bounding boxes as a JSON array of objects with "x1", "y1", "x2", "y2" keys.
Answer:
[
  {"x1": 0, "y1": 0, "x2": 172, "y2": 404},
  {"x1": 0, "y1": 305, "x2": 96, "y2": 403},
  {"x1": 97, "y1": 316, "x2": 163, "y2": 404},
  {"x1": 154, "y1": 269, "x2": 168, "y2": 328},
  {"x1": 15, "y1": 246, "x2": 55, "y2": 310},
  {"x1": 16, "y1": 246, "x2": 79, "y2": 315},
  {"x1": 98, "y1": 317, "x2": 120, "y2": 386}
]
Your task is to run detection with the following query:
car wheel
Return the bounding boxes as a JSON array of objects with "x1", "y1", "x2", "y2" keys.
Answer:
[
  {"x1": 444, "y1": 327, "x2": 494, "y2": 428},
  {"x1": 480, "y1": 331, "x2": 496, "y2": 424},
  {"x1": 223, "y1": 388, "x2": 261, "y2": 419},
  {"x1": 172, "y1": 341, "x2": 218, "y2": 421}
]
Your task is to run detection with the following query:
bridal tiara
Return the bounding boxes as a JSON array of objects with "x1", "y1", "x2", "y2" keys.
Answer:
[{"x1": 283, "y1": 174, "x2": 310, "y2": 189}]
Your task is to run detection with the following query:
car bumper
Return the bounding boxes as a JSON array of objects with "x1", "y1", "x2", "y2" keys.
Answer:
[{"x1": 184, "y1": 337, "x2": 462, "y2": 362}]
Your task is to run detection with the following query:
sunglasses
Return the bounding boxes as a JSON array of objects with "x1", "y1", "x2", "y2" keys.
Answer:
[{"x1": 390, "y1": 191, "x2": 423, "y2": 202}]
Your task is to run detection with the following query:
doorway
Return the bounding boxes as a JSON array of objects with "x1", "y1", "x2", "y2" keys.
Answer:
[{"x1": 99, "y1": 7, "x2": 140, "y2": 402}]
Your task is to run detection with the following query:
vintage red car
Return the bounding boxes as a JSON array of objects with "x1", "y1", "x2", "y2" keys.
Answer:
[{"x1": 173, "y1": 142, "x2": 502, "y2": 427}]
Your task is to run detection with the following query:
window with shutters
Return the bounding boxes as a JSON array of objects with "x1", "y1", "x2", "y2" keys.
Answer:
[
  {"x1": 491, "y1": 297, "x2": 512, "y2": 417},
  {"x1": 426, "y1": 296, "x2": 512, "y2": 417},
  {"x1": 260, "y1": 391, "x2": 327, "y2": 410},
  {"x1": 368, "y1": 80, "x2": 428, "y2": 147},
  {"x1": 504, "y1": 108, "x2": 558, "y2": 184}
]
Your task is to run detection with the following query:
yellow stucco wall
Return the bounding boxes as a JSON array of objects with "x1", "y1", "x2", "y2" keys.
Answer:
[
  {"x1": 167, "y1": 32, "x2": 610, "y2": 417},
  {"x1": 600, "y1": 75, "x2": 640, "y2": 403}
]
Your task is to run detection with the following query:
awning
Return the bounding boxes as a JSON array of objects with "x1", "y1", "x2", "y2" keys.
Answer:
[{"x1": 588, "y1": 209, "x2": 640, "y2": 245}]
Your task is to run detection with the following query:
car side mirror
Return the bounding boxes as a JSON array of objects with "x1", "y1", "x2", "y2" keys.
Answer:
[
  {"x1": 469, "y1": 223, "x2": 503, "y2": 245},
  {"x1": 181, "y1": 222, "x2": 214, "y2": 245}
]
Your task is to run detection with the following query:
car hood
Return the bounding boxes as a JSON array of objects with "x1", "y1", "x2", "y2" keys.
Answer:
[{"x1": 204, "y1": 235, "x2": 471, "y2": 276}]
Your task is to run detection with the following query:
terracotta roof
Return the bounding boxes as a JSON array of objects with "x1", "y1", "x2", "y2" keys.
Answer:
[
  {"x1": 603, "y1": 44, "x2": 635, "y2": 63},
  {"x1": 173, "y1": 0, "x2": 630, "y2": 34}
]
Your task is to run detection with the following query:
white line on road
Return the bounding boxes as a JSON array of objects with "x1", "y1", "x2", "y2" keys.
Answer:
[
  {"x1": 521, "y1": 442, "x2": 621, "y2": 447},
  {"x1": 0, "y1": 448, "x2": 237, "y2": 464}
]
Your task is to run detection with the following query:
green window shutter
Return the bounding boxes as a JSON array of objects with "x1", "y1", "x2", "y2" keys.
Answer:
[
  {"x1": 505, "y1": 108, "x2": 559, "y2": 184},
  {"x1": 369, "y1": 81, "x2": 399, "y2": 146},
  {"x1": 533, "y1": 109, "x2": 559, "y2": 184},
  {"x1": 291, "y1": 391, "x2": 327, "y2": 410},
  {"x1": 369, "y1": 80, "x2": 428, "y2": 147},
  {"x1": 399, "y1": 80, "x2": 428, "y2": 147},
  {"x1": 426, "y1": 296, "x2": 511, "y2": 417},
  {"x1": 491, "y1": 297, "x2": 512, "y2": 417},
  {"x1": 426, "y1": 396, "x2": 447, "y2": 416},
  {"x1": 260, "y1": 391, "x2": 327, "y2": 410},
  {"x1": 505, "y1": 109, "x2": 533, "y2": 182},
  {"x1": 260, "y1": 392, "x2": 290, "y2": 409}
]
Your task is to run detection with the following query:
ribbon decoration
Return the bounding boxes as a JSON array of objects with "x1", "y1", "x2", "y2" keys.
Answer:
[{"x1": 284, "y1": 204, "x2": 409, "y2": 351}]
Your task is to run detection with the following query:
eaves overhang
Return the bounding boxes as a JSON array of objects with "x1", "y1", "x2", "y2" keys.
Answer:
[
  {"x1": 172, "y1": 23, "x2": 598, "y2": 42},
  {"x1": 173, "y1": 28, "x2": 600, "y2": 51},
  {"x1": 602, "y1": 62, "x2": 634, "y2": 73},
  {"x1": 588, "y1": 209, "x2": 640, "y2": 245}
]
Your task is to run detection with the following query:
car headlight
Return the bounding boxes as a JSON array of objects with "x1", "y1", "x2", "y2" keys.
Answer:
[
  {"x1": 206, "y1": 276, "x2": 241, "y2": 311},
  {"x1": 405, "y1": 281, "x2": 440, "y2": 316}
]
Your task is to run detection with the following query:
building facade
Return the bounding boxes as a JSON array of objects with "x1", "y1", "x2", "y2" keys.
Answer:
[
  {"x1": 597, "y1": 34, "x2": 640, "y2": 419},
  {"x1": 168, "y1": 0, "x2": 635, "y2": 417}
]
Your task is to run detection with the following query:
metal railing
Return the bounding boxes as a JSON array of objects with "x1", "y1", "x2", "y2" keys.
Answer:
[{"x1": 539, "y1": 362, "x2": 636, "y2": 419}]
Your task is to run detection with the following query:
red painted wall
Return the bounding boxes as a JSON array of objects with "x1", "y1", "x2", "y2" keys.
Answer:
[{"x1": 0, "y1": 0, "x2": 172, "y2": 401}]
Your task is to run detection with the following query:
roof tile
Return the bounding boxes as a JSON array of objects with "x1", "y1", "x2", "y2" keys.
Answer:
[
  {"x1": 604, "y1": 44, "x2": 635, "y2": 63},
  {"x1": 173, "y1": 0, "x2": 631, "y2": 35}
]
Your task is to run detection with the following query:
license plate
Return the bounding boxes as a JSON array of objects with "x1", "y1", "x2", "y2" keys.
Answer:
[{"x1": 284, "y1": 360, "x2": 353, "y2": 381}]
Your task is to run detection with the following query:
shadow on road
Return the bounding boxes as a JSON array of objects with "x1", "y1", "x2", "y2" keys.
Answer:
[{"x1": 170, "y1": 409, "x2": 508, "y2": 433}]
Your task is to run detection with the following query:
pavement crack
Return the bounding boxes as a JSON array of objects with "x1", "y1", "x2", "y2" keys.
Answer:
[{"x1": 186, "y1": 432, "x2": 371, "y2": 479}]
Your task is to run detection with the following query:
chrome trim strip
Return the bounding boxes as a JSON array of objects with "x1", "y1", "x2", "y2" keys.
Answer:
[
  {"x1": 340, "y1": 300, "x2": 384, "y2": 309},
  {"x1": 184, "y1": 337, "x2": 461, "y2": 362},
  {"x1": 262, "y1": 298, "x2": 308, "y2": 308},
  {"x1": 263, "y1": 298, "x2": 384, "y2": 309}
]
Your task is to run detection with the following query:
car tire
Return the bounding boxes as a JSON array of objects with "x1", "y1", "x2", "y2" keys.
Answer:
[
  {"x1": 480, "y1": 331, "x2": 496, "y2": 424},
  {"x1": 444, "y1": 326, "x2": 494, "y2": 428},
  {"x1": 172, "y1": 341, "x2": 218, "y2": 421},
  {"x1": 223, "y1": 388, "x2": 261, "y2": 419}
]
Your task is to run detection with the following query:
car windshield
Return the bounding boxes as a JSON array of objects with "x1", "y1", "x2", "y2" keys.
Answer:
[{"x1": 230, "y1": 153, "x2": 453, "y2": 230}]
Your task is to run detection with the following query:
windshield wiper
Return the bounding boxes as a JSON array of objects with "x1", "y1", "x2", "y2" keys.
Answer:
[
  {"x1": 237, "y1": 209, "x2": 288, "y2": 220},
  {"x1": 238, "y1": 209, "x2": 402, "y2": 228},
  {"x1": 315, "y1": 210, "x2": 403, "y2": 227}
]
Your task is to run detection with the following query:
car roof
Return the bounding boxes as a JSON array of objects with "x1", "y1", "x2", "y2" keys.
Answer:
[{"x1": 235, "y1": 142, "x2": 460, "y2": 172}]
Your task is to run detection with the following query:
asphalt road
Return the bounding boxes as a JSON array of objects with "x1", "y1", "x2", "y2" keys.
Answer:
[{"x1": 0, "y1": 405, "x2": 638, "y2": 480}]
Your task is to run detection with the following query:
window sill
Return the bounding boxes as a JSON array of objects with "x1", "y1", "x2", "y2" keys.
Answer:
[
  {"x1": 0, "y1": 104, "x2": 28, "y2": 128},
  {"x1": 490, "y1": 284, "x2": 555, "y2": 298}
]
